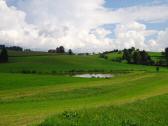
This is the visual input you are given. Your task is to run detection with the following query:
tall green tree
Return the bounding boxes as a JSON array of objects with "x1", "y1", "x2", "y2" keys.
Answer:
[
  {"x1": 56, "y1": 46, "x2": 65, "y2": 53},
  {"x1": 0, "y1": 47, "x2": 8, "y2": 63},
  {"x1": 139, "y1": 50, "x2": 151, "y2": 65},
  {"x1": 165, "y1": 48, "x2": 168, "y2": 65},
  {"x1": 68, "y1": 49, "x2": 73, "y2": 55},
  {"x1": 123, "y1": 49, "x2": 132, "y2": 63},
  {"x1": 132, "y1": 51, "x2": 141, "y2": 64},
  {"x1": 59, "y1": 46, "x2": 65, "y2": 53}
]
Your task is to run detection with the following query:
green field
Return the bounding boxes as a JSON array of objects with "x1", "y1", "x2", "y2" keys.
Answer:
[
  {"x1": 7, "y1": 50, "x2": 56, "y2": 57},
  {"x1": 0, "y1": 52, "x2": 168, "y2": 126},
  {"x1": 0, "y1": 53, "x2": 167, "y2": 74},
  {"x1": 39, "y1": 94, "x2": 168, "y2": 126}
]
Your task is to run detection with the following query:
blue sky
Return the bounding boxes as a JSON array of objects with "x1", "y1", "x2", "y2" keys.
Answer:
[
  {"x1": 104, "y1": 0, "x2": 168, "y2": 31},
  {"x1": 105, "y1": 0, "x2": 168, "y2": 8},
  {"x1": 101, "y1": 0, "x2": 168, "y2": 43}
]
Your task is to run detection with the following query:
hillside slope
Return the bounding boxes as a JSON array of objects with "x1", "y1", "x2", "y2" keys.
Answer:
[
  {"x1": 0, "y1": 54, "x2": 167, "y2": 74},
  {"x1": 0, "y1": 72, "x2": 168, "y2": 126}
]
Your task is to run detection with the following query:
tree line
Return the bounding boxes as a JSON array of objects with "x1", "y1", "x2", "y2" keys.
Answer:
[
  {"x1": 0, "y1": 45, "x2": 8, "y2": 63},
  {"x1": 48, "y1": 46, "x2": 73, "y2": 55},
  {"x1": 0, "y1": 45, "x2": 23, "y2": 51},
  {"x1": 122, "y1": 47, "x2": 153, "y2": 65},
  {"x1": 160, "y1": 48, "x2": 168, "y2": 66},
  {"x1": 123, "y1": 47, "x2": 168, "y2": 66},
  {"x1": 99, "y1": 47, "x2": 168, "y2": 67}
]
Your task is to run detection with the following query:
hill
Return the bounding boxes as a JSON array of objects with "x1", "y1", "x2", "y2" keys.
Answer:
[
  {"x1": 0, "y1": 52, "x2": 167, "y2": 74},
  {"x1": 0, "y1": 72, "x2": 168, "y2": 125},
  {"x1": 0, "y1": 51, "x2": 168, "y2": 126},
  {"x1": 39, "y1": 93, "x2": 168, "y2": 126}
]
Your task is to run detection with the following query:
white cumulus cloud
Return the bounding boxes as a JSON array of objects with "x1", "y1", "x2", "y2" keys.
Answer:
[{"x1": 0, "y1": 0, "x2": 168, "y2": 52}]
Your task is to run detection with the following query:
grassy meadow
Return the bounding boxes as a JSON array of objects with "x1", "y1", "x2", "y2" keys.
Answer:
[
  {"x1": 39, "y1": 94, "x2": 168, "y2": 126},
  {"x1": 0, "y1": 51, "x2": 168, "y2": 126},
  {"x1": 0, "y1": 53, "x2": 167, "y2": 74}
]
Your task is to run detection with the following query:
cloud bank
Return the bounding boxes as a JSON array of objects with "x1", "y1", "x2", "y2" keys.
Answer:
[{"x1": 0, "y1": 0, "x2": 168, "y2": 52}]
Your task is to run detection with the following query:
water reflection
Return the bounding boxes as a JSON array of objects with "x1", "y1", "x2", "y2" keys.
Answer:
[{"x1": 73, "y1": 74, "x2": 113, "y2": 78}]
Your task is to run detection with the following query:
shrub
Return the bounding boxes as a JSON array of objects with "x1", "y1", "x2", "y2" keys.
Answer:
[
  {"x1": 99, "y1": 53, "x2": 108, "y2": 59},
  {"x1": 51, "y1": 70, "x2": 56, "y2": 75},
  {"x1": 121, "y1": 120, "x2": 138, "y2": 126},
  {"x1": 31, "y1": 70, "x2": 37, "y2": 74},
  {"x1": 21, "y1": 70, "x2": 31, "y2": 74},
  {"x1": 61, "y1": 111, "x2": 80, "y2": 120}
]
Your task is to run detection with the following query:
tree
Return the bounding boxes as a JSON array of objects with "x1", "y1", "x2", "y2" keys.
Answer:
[
  {"x1": 0, "y1": 45, "x2": 5, "y2": 49},
  {"x1": 165, "y1": 48, "x2": 168, "y2": 65},
  {"x1": 24, "y1": 49, "x2": 31, "y2": 52},
  {"x1": 139, "y1": 50, "x2": 151, "y2": 65},
  {"x1": 123, "y1": 49, "x2": 132, "y2": 63},
  {"x1": 132, "y1": 51, "x2": 141, "y2": 64},
  {"x1": 6, "y1": 46, "x2": 23, "y2": 51},
  {"x1": 59, "y1": 46, "x2": 65, "y2": 53},
  {"x1": 99, "y1": 53, "x2": 108, "y2": 59},
  {"x1": 122, "y1": 49, "x2": 127, "y2": 59},
  {"x1": 122, "y1": 48, "x2": 153, "y2": 65},
  {"x1": 56, "y1": 46, "x2": 65, "y2": 53},
  {"x1": 131, "y1": 47, "x2": 135, "y2": 52},
  {"x1": 48, "y1": 49, "x2": 56, "y2": 53},
  {"x1": 0, "y1": 47, "x2": 8, "y2": 63},
  {"x1": 68, "y1": 49, "x2": 73, "y2": 55},
  {"x1": 156, "y1": 66, "x2": 160, "y2": 72},
  {"x1": 56, "y1": 47, "x2": 60, "y2": 53}
]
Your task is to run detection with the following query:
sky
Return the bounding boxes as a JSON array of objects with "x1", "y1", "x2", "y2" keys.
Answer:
[{"x1": 0, "y1": 0, "x2": 168, "y2": 52}]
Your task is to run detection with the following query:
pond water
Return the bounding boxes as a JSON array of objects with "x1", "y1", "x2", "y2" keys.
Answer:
[{"x1": 73, "y1": 74, "x2": 114, "y2": 78}]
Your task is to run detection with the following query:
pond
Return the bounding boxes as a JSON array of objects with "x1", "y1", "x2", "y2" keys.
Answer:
[{"x1": 73, "y1": 74, "x2": 114, "y2": 78}]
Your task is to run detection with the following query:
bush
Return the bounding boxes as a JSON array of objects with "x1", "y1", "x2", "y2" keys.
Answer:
[
  {"x1": 31, "y1": 70, "x2": 37, "y2": 74},
  {"x1": 61, "y1": 111, "x2": 80, "y2": 120},
  {"x1": 51, "y1": 70, "x2": 56, "y2": 75},
  {"x1": 0, "y1": 46, "x2": 8, "y2": 63},
  {"x1": 99, "y1": 53, "x2": 108, "y2": 60},
  {"x1": 121, "y1": 120, "x2": 138, "y2": 126},
  {"x1": 21, "y1": 70, "x2": 31, "y2": 74}
]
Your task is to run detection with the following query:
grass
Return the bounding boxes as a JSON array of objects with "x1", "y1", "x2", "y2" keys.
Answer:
[
  {"x1": 0, "y1": 72, "x2": 168, "y2": 126},
  {"x1": 0, "y1": 54, "x2": 167, "y2": 74},
  {"x1": 106, "y1": 52, "x2": 122, "y2": 60},
  {"x1": 39, "y1": 93, "x2": 168, "y2": 126},
  {"x1": 0, "y1": 52, "x2": 168, "y2": 126},
  {"x1": 148, "y1": 52, "x2": 162, "y2": 57},
  {"x1": 148, "y1": 52, "x2": 163, "y2": 62},
  {"x1": 7, "y1": 50, "x2": 56, "y2": 57},
  {"x1": 0, "y1": 73, "x2": 98, "y2": 90}
]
